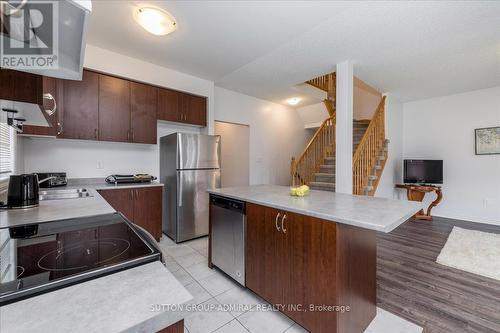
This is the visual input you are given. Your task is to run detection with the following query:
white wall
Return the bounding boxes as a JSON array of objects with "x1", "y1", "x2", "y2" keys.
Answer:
[
  {"x1": 21, "y1": 45, "x2": 214, "y2": 178},
  {"x1": 214, "y1": 121, "x2": 250, "y2": 187},
  {"x1": 214, "y1": 87, "x2": 309, "y2": 186},
  {"x1": 23, "y1": 123, "x2": 199, "y2": 178},
  {"x1": 375, "y1": 95, "x2": 404, "y2": 199},
  {"x1": 295, "y1": 80, "x2": 381, "y2": 129},
  {"x1": 402, "y1": 86, "x2": 500, "y2": 225},
  {"x1": 296, "y1": 102, "x2": 328, "y2": 128},
  {"x1": 353, "y1": 84, "x2": 381, "y2": 120}
]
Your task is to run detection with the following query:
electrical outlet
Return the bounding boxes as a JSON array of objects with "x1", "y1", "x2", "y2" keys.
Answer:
[
  {"x1": 482, "y1": 198, "x2": 489, "y2": 208},
  {"x1": 97, "y1": 161, "x2": 103, "y2": 169}
]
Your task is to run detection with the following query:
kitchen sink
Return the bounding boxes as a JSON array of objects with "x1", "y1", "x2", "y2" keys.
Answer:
[{"x1": 39, "y1": 188, "x2": 93, "y2": 201}]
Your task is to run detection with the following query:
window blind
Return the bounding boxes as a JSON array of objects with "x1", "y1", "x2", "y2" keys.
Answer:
[{"x1": 0, "y1": 123, "x2": 14, "y2": 175}]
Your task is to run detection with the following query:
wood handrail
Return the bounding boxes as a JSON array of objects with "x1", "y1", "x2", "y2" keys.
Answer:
[
  {"x1": 353, "y1": 96, "x2": 386, "y2": 164},
  {"x1": 291, "y1": 113, "x2": 336, "y2": 186},
  {"x1": 306, "y1": 73, "x2": 336, "y2": 105},
  {"x1": 352, "y1": 96, "x2": 386, "y2": 195}
]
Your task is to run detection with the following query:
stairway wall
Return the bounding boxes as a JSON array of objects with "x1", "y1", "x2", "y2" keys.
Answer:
[
  {"x1": 296, "y1": 81, "x2": 382, "y2": 128},
  {"x1": 374, "y1": 95, "x2": 405, "y2": 200},
  {"x1": 214, "y1": 87, "x2": 310, "y2": 186}
]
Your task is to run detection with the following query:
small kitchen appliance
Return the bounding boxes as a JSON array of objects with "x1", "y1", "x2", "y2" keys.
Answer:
[
  {"x1": 105, "y1": 174, "x2": 157, "y2": 184},
  {"x1": 4, "y1": 174, "x2": 40, "y2": 209}
]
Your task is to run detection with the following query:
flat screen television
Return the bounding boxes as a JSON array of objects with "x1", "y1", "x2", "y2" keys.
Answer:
[{"x1": 404, "y1": 159, "x2": 443, "y2": 184}]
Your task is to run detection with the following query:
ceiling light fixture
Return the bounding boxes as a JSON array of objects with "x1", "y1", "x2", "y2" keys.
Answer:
[
  {"x1": 286, "y1": 97, "x2": 301, "y2": 106},
  {"x1": 134, "y1": 6, "x2": 177, "y2": 36}
]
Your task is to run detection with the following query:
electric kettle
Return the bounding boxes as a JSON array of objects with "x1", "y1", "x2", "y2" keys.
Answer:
[{"x1": 5, "y1": 174, "x2": 40, "y2": 208}]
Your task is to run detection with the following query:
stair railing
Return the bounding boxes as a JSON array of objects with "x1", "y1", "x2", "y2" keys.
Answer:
[
  {"x1": 307, "y1": 73, "x2": 336, "y2": 117},
  {"x1": 352, "y1": 96, "x2": 386, "y2": 195},
  {"x1": 291, "y1": 114, "x2": 336, "y2": 186}
]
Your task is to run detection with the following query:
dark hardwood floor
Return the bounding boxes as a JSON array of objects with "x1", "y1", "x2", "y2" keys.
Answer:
[{"x1": 377, "y1": 216, "x2": 500, "y2": 333}]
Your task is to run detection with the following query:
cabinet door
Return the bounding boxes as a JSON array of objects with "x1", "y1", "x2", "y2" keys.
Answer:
[
  {"x1": 58, "y1": 70, "x2": 99, "y2": 140},
  {"x1": 284, "y1": 213, "x2": 337, "y2": 332},
  {"x1": 157, "y1": 88, "x2": 180, "y2": 122},
  {"x1": 98, "y1": 74, "x2": 131, "y2": 142},
  {"x1": 182, "y1": 93, "x2": 207, "y2": 126},
  {"x1": 133, "y1": 187, "x2": 162, "y2": 241},
  {"x1": 20, "y1": 76, "x2": 58, "y2": 136},
  {"x1": 130, "y1": 82, "x2": 157, "y2": 144},
  {"x1": 246, "y1": 203, "x2": 284, "y2": 305},
  {"x1": 0, "y1": 68, "x2": 42, "y2": 104},
  {"x1": 97, "y1": 189, "x2": 134, "y2": 222}
]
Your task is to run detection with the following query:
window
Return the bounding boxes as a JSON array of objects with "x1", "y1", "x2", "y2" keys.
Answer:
[{"x1": 0, "y1": 122, "x2": 14, "y2": 175}]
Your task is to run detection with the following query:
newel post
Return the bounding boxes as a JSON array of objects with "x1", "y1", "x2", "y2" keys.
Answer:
[{"x1": 290, "y1": 157, "x2": 296, "y2": 187}]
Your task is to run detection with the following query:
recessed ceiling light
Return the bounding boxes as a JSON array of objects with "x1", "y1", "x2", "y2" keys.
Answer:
[
  {"x1": 134, "y1": 6, "x2": 177, "y2": 36},
  {"x1": 286, "y1": 97, "x2": 301, "y2": 106}
]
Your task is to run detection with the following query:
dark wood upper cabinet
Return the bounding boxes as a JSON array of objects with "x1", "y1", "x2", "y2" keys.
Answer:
[
  {"x1": 98, "y1": 74, "x2": 131, "y2": 143},
  {"x1": 183, "y1": 94, "x2": 207, "y2": 126},
  {"x1": 20, "y1": 76, "x2": 58, "y2": 136},
  {"x1": 58, "y1": 70, "x2": 99, "y2": 140},
  {"x1": 131, "y1": 82, "x2": 158, "y2": 144},
  {"x1": 0, "y1": 68, "x2": 43, "y2": 105},
  {"x1": 157, "y1": 88, "x2": 180, "y2": 122},
  {"x1": 12, "y1": 68, "x2": 207, "y2": 142},
  {"x1": 158, "y1": 88, "x2": 207, "y2": 126}
]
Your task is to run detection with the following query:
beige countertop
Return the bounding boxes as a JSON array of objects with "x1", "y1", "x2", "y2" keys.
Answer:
[
  {"x1": 208, "y1": 185, "x2": 423, "y2": 233},
  {"x1": 0, "y1": 262, "x2": 192, "y2": 333},
  {"x1": 0, "y1": 179, "x2": 164, "y2": 228}
]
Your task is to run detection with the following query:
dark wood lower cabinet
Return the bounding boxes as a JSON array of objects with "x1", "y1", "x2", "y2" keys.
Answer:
[
  {"x1": 245, "y1": 203, "x2": 376, "y2": 333},
  {"x1": 156, "y1": 319, "x2": 184, "y2": 333},
  {"x1": 97, "y1": 186, "x2": 162, "y2": 241}
]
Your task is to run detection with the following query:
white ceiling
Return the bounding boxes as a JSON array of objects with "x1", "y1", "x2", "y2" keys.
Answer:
[{"x1": 87, "y1": 1, "x2": 500, "y2": 104}]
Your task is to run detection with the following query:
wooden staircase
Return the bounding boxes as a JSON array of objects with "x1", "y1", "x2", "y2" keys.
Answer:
[
  {"x1": 291, "y1": 72, "x2": 388, "y2": 196},
  {"x1": 306, "y1": 73, "x2": 336, "y2": 117}
]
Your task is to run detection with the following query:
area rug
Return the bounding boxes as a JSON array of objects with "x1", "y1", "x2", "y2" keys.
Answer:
[{"x1": 436, "y1": 227, "x2": 500, "y2": 281}]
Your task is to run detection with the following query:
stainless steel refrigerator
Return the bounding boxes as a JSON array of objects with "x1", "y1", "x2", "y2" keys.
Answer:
[{"x1": 160, "y1": 133, "x2": 221, "y2": 243}]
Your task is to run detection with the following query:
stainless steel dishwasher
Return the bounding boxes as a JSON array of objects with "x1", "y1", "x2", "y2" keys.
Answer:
[{"x1": 210, "y1": 195, "x2": 246, "y2": 286}]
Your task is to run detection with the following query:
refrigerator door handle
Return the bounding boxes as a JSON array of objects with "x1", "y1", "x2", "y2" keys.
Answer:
[{"x1": 177, "y1": 173, "x2": 183, "y2": 207}]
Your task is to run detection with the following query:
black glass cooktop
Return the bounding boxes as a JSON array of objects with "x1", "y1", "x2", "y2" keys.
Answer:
[{"x1": 0, "y1": 213, "x2": 161, "y2": 305}]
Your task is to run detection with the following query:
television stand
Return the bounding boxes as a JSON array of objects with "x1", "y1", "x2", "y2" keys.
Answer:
[{"x1": 395, "y1": 184, "x2": 443, "y2": 220}]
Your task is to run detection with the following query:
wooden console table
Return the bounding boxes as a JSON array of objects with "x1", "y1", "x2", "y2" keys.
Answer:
[{"x1": 395, "y1": 184, "x2": 443, "y2": 220}]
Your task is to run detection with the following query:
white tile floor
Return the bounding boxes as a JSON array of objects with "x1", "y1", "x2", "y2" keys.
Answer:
[{"x1": 158, "y1": 236, "x2": 423, "y2": 333}]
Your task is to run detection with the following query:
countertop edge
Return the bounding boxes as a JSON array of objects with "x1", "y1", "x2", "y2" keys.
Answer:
[{"x1": 208, "y1": 188, "x2": 423, "y2": 233}]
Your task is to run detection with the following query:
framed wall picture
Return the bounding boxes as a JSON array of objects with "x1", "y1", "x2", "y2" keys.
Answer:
[{"x1": 475, "y1": 127, "x2": 500, "y2": 155}]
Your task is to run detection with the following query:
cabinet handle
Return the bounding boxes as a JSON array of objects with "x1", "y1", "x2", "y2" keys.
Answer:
[
  {"x1": 94, "y1": 128, "x2": 98, "y2": 140},
  {"x1": 43, "y1": 93, "x2": 57, "y2": 116},
  {"x1": 275, "y1": 212, "x2": 281, "y2": 232},
  {"x1": 57, "y1": 122, "x2": 63, "y2": 135},
  {"x1": 130, "y1": 190, "x2": 134, "y2": 200},
  {"x1": 281, "y1": 214, "x2": 287, "y2": 234}
]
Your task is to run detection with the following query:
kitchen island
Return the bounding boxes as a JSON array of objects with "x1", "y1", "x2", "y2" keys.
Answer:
[{"x1": 208, "y1": 185, "x2": 422, "y2": 333}]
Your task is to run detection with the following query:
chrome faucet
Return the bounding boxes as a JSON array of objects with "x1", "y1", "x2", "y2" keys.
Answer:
[{"x1": 38, "y1": 176, "x2": 57, "y2": 185}]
